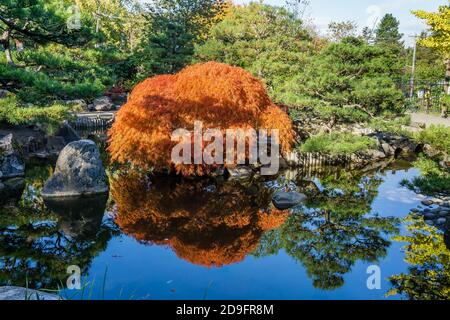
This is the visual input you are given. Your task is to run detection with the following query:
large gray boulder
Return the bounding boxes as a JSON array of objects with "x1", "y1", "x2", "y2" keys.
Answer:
[
  {"x1": 92, "y1": 96, "x2": 114, "y2": 111},
  {"x1": 64, "y1": 99, "x2": 87, "y2": 110},
  {"x1": 0, "y1": 133, "x2": 25, "y2": 179},
  {"x1": 272, "y1": 191, "x2": 307, "y2": 210},
  {"x1": 42, "y1": 140, "x2": 108, "y2": 198},
  {"x1": 0, "y1": 89, "x2": 12, "y2": 99},
  {"x1": 0, "y1": 286, "x2": 60, "y2": 300},
  {"x1": 365, "y1": 149, "x2": 387, "y2": 160}
]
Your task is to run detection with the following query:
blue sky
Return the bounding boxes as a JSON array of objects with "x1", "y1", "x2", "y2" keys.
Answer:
[{"x1": 141, "y1": 0, "x2": 448, "y2": 46}]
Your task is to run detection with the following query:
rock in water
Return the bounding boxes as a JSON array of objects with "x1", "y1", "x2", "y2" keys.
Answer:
[
  {"x1": 0, "y1": 133, "x2": 25, "y2": 179},
  {"x1": 42, "y1": 140, "x2": 108, "y2": 198},
  {"x1": 0, "y1": 133, "x2": 14, "y2": 154},
  {"x1": 272, "y1": 191, "x2": 307, "y2": 210},
  {"x1": 0, "y1": 286, "x2": 60, "y2": 300}
]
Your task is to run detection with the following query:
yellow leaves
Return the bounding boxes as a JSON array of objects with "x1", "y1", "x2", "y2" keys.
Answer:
[
  {"x1": 412, "y1": 5, "x2": 450, "y2": 58},
  {"x1": 197, "y1": 0, "x2": 234, "y2": 40}
]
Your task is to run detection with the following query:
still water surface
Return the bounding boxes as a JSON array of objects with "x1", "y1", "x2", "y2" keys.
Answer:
[{"x1": 1, "y1": 154, "x2": 447, "y2": 300}]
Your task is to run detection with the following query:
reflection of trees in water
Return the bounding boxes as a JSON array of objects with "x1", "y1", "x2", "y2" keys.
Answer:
[
  {"x1": 388, "y1": 216, "x2": 450, "y2": 300},
  {"x1": 255, "y1": 169, "x2": 400, "y2": 290},
  {"x1": 0, "y1": 169, "x2": 117, "y2": 289},
  {"x1": 111, "y1": 171, "x2": 289, "y2": 268}
]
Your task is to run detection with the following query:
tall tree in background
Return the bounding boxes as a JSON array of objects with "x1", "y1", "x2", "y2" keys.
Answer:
[
  {"x1": 413, "y1": 4, "x2": 450, "y2": 95},
  {"x1": 327, "y1": 20, "x2": 358, "y2": 42},
  {"x1": 0, "y1": 0, "x2": 93, "y2": 64},
  {"x1": 375, "y1": 13, "x2": 404, "y2": 50},
  {"x1": 195, "y1": 2, "x2": 320, "y2": 100},
  {"x1": 285, "y1": 0, "x2": 310, "y2": 20},
  {"x1": 75, "y1": 0, "x2": 145, "y2": 50},
  {"x1": 361, "y1": 26, "x2": 375, "y2": 44},
  {"x1": 415, "y1": 32, "x2": 446, "y2": 83},
  {"x1": 135, "y1": 0, "x2": 227, "y2": 77}
]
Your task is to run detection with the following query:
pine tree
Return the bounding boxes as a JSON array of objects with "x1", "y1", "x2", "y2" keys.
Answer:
[
  {"x1": 0, "y1": 0, "x2": 93, "y2": 64},
  {"x1": 375, "y1": 13, "x2": 404, "y2": 49}
]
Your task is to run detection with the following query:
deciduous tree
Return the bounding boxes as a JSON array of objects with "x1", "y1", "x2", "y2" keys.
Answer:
[
  {"x1": 413, "y1": 4, "x2": 450, "y2": 95},
  {"x1": 108, "y1": 62, "x2": 294, "y2": 176},
  {"x1": 328, "y1": 20, "x2": 358, "y2": 42}
]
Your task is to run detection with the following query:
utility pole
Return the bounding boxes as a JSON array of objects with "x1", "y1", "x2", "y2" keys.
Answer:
[{"x1": 409, "y1": 35, "x2": 418, "y2": 99}]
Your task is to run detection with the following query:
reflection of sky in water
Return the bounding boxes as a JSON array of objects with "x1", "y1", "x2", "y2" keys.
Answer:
[
  {"x1": 372, "y1": 168, "x2": 424, "y2": 217},
  {"x1": 56, "y1": 167, "x2": 426, "y2": 300}
]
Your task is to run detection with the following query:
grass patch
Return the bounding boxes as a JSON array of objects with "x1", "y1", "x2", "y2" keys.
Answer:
[{"x1": 298, "y1": 132, "x2": 377, "y2": 156}]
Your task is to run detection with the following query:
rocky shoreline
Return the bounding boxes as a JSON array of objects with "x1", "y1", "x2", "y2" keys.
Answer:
[{"x1": 413, "y1": 197, "x2": 450, "y2": 230}]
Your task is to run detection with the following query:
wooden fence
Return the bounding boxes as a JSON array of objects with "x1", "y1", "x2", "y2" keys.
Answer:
[{"x1": 69, "y1": 112, "x2": 115, "y2": 132}]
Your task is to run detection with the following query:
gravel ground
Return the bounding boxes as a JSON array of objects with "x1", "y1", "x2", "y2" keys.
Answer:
[{"x1": 410, "y1": 112, "x2": 450, "y2": 127}]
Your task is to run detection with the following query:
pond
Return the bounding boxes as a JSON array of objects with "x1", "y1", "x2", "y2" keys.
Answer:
[{"x1": 1, "y1": 137, "x2": 448, "y2": 300}]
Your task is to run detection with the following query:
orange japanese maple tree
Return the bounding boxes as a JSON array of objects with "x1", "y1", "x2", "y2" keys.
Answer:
[{"x1": 108, "y1": 61, "x2": 294, "y2": 175}]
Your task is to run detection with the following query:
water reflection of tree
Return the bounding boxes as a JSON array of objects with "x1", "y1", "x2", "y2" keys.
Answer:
[
  {"x1": 0, "y1": 167, "x2": 117, "y2": 290},
  {"x1": 111, "y1": 171, "x2": 289, "y2": 268},
  {"x1": 255, "y1": 169, "x2": 400, "y2": 290},
  {"x1": 388, "y1": 216, "x2": 450, "y2": 300}
]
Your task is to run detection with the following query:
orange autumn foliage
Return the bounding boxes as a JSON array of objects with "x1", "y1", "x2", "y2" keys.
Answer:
[
  {"x1": 108, "y1": 61, "x2": 294, "y2": 176},
  {"x1": 111, "y1": 171, "x2": 290, "y2": 268}
]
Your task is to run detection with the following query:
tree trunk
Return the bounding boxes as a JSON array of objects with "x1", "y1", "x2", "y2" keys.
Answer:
[
  {"x1": 442, "y1": 58, "x2": 450, "y2": 118},
  {"x1": 444, "y1": 59, "x2": 450, "y2": 93},
  {"x1": 0, "y1": 30, "x2": 14, "y2": 65}
]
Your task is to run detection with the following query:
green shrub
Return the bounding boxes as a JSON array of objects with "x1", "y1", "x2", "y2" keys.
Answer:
[
  {"x1": 0, "y1": 96, "x2": 69, "y2": 133},
  {"x1": 413, "y1": 125, "x2": 450, "y2": 154},
  {"x1": 280, "y1": 37, "x2": 405, "y2": 123},
  {"x1": 0, "y1": 63, "x2": 105, "y2": 103},
  {"x1": 368, "y1": 115, "x2": 412, "y2": 136},
  {"x1": 299, "y1": 132, "x2": 377, "y2": 156},
  {"x1": 442, "y1": 94, "x2": 450, "y2": 112},
  {"x1": 0, "y1": 44, "x2": 136, "y2": 104}
]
